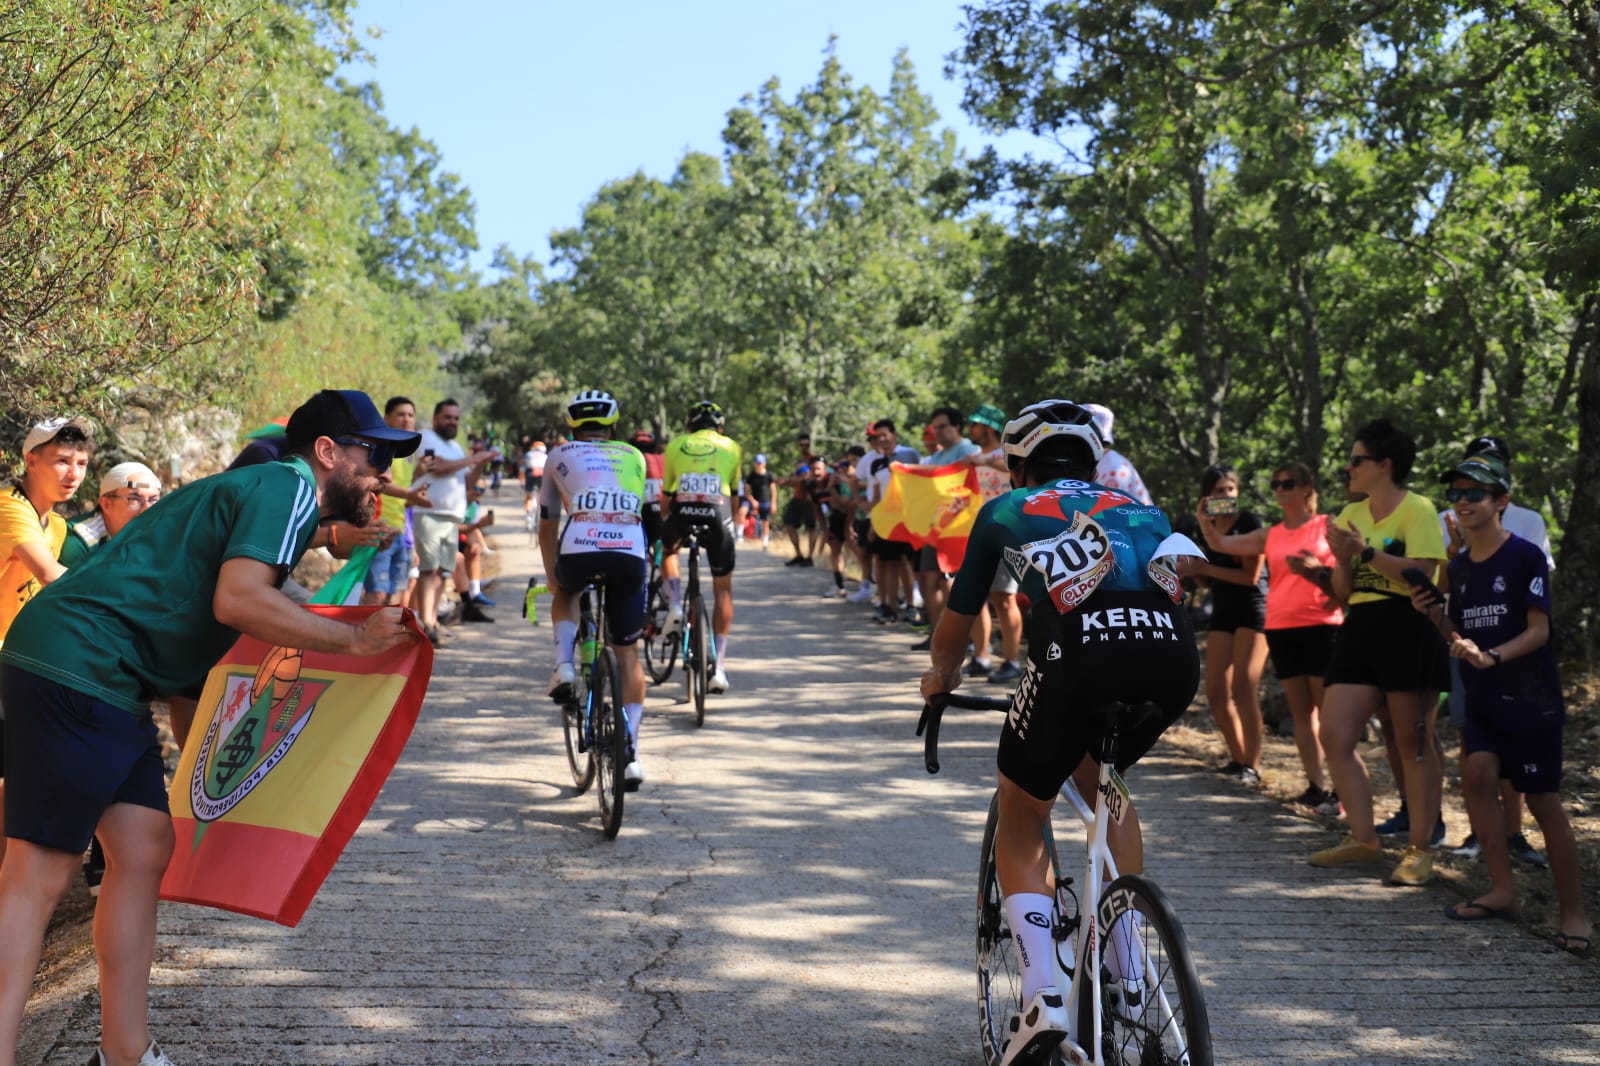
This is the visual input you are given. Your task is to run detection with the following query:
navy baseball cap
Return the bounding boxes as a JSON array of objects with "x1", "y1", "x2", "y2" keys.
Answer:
[{"x1": 286, "y1": 390, "x2": 422, "y2": 457}]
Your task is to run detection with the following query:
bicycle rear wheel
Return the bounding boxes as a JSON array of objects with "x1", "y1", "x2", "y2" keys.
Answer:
[
  {"x1": 1088, "y1": 874, "x2": 1211, "y2": 1066},
  {"x1": 592, "y1": 647, "x2": 627, "y2": 839},
  {"x1": 560, "y1": 663, "x2": 594, "y2": 793},
  {"x1": 643, "y1": 579, "x2": 676, "y2": 684},
  {"x1": 690, "y1": 595, "x2": 710, "y2": 727}
]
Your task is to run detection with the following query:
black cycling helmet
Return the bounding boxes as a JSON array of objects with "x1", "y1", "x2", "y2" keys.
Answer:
[
  {"x1": 1001, "y1": 400, "x2": 1106, "y2": 470},
  {"x1": 687, "y1": 400, "x2": 725, "y2": 432}
]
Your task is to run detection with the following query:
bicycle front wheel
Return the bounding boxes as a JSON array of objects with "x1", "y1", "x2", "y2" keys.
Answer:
[
  {"x1": 643, "y1": 580, "x2": 676, "y2": 684},
  {"x1": 1089, "y1": 874, "x2": 1211, "y2": 1066},
  {"x1": 690, "y1": 595, "x2": 710, "y2": 727},
  {"x1": 592, "y1": 648, "x2": 627, "y2": 839}
]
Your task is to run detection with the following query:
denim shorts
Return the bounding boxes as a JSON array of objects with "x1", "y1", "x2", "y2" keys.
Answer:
[
  {"x1": 362, "y1": 535, "x2": 409, "y2": 596},
  {"x1": 1, "y1": 664, "x2": 168, "y2": 853}
]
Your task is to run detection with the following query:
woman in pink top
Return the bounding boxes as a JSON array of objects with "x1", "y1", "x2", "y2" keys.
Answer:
[{"x1": 1199, "y1": 462, "x2": 1344, "y2": 811}]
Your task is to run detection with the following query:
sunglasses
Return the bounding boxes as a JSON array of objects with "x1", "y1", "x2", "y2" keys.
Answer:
[
  {"x1": 1347, "y1": 454, "x2": 1380, "y2": 467},
  {"x1": 105, "y1": 491, "x2": 161, "y2": 508},
  {"x1": 334, "y1": 437, "x2": 393, "y2": 474},
  {"x1": 1445, "y1": 486, "x2": 1498, "y2": 503},
  {"x1": 1268, "y1": 479, "x2": 1298, "y2": 491}
]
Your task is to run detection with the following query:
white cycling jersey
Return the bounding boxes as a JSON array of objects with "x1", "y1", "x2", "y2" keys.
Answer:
[{"x1": 538, "y1": 440, "x2": 649, "y2": 557}]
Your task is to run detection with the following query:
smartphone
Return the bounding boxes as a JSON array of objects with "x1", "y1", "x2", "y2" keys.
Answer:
[
  {"x1": 1400, "y1": 566, "x2": 1446, "y2": 605},
  {"x1": 1203, "y1": 497, "x2": 1239, "y2": 516}
]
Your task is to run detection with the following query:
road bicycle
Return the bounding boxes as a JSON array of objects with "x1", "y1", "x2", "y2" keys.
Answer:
[
  {"x1": 919, "y1": 692, "x2": 1212, "y2": 1066},
  {"x1": 642, "y1": 538, "x2": 678, "y2": 685},
  {"x1": 559, "y1": 578, "x2": 628, "y2": 839}
]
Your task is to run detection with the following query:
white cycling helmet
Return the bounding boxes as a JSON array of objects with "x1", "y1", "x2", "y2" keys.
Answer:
[
  {"x1": 566, "y1": 389, "x2": 620, "y2": 428},
  {"x1": 1001, "y1": 399, "x2": 1106, "y2": 467}
]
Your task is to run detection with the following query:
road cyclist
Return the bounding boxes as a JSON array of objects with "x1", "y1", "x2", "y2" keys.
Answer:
[
  {"x1": 660, "y1": 399, "x2": 743, "y2": 694},
  {"x1": 919, "y1": 399, "x2": 1207, "y2": 1066},
  {"x1": 537, "y1": 390, "x2": 650, "y2": 791}
]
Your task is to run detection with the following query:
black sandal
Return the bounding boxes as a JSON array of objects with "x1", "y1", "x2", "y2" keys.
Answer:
[{"x1": 1554, "y1": 932, "x2": 1593, "y2": 959}]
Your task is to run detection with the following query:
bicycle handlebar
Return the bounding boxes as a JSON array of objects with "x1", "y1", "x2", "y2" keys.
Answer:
[{"x1": 917, "y1": 691, "x2": 1013, "y2": 775}]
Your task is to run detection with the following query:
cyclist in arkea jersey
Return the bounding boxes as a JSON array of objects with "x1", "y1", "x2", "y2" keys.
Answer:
[
  {"x1": 920, "y1": 400, "x2": 1203, "y2": 1066},
  {"x1": 539, "y1": 390, "x2": 651, "y2": 790},
  {"x1": 661, "y1": 400, "x2": 743, "y2": 693}
]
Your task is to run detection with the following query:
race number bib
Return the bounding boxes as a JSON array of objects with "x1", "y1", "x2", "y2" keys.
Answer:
[
  {"x1": 676, "y1": 471, "x2": 722, "y2": 501},
  {"x1": 1146, "y1": 533, "x2": 1207, "y2": 603},
  {"x1": 643, "y1": 478, "x2": 663, "y2": 505},
  {"x1": 1022, "y1": 512, "x2": 1114, "y2": 613},
  {"x1": 571, "y1": 487, "x2": 641, "y2": 516}
]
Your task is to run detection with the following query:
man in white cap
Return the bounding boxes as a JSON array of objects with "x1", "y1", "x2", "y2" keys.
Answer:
[
  {"x1": 59, "y1": 462, "x2": 163, "y2": 567},
  {"x1": 0, "y1": 416, "x2": 95, "y2": 869},
  {"x1": 1083, "y1": 403, "x2": 1153, "y2": 506}
]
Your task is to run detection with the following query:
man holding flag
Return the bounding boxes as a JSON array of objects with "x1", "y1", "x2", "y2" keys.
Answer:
[{"x1": 0, "y1": 389, "x2": 421, "y2": 1066}]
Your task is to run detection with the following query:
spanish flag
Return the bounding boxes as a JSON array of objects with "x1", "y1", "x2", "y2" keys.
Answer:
[
  {"x1": 160, "y1": 606, "x2": 434, "y2": 926},
  {"x1": 871, "y1": 461, "x2": 984, "y2": 572}
]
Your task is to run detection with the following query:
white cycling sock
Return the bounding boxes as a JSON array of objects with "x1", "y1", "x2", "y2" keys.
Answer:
[
  {"x1": 1105, "y1": 911, "x2": 1146, "y2": 985},
  {"x1": 469, "y1": 579, "x2": 482, "y2": 597},
  {"x1": 1004, "y1": 893, "x2": 1057, "y2": 1003},
  {"x1": 714, "y1": 634, "x2": 728, "y2": 664},
  {"x1": 624, "y1": 703, "x2": 643, "y2": 747},
  {"x1": 666, "y1": 577, "x2": 682, "y2": 610},
  {"x1": 554, "y1": 621, "x2": 577, "y2": 665}
]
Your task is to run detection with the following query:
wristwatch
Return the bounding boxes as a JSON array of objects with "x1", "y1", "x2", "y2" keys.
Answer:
[
  {"x1": 1358, "y1": 545, "x2": 1376, "y2": 565},
  {"x1": 1487, "y1": 648, "x2": 1502, "y2": 667}
]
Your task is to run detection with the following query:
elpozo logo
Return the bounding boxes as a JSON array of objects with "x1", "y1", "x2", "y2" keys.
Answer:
[{"x1": 190, "y1": 647, "x2": 331, "y2": 822}]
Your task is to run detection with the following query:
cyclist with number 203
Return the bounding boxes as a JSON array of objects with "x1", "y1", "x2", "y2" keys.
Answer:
[
  {"x1": 920, "y1": 400, "x2": 1204, "y2": 1066},
  {"x1": 661, "y1": 400, "x2": 743, "y2": 694},
  {"x1": 539, "y1": 390, "x2": 651, "y2": 790}
]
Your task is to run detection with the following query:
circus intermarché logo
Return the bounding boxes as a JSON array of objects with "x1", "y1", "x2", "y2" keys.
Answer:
[{"x1": 190, "y1": 646, "x2": 332, "y2": 823}]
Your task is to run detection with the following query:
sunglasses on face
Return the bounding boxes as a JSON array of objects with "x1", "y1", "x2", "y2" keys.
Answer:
[
  {"x1": 1347, "y1": 454, "x2": 1380, "y2": 467},
  {"x1": 334, "y1": 437, "x2": 393, "y2": 474},
  {"x1": 105, "y1": 491, "x2": 161, "y2": 508},
  {"x1": 1445, "y1": 486, "x2": 1497, "y2": 503},
  {"x1": 1269, "y1": 479, "x2": 1298, "y2": 491}
]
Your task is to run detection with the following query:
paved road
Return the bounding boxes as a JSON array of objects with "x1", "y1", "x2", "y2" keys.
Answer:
[{"x1": 23, "y1": 514, "x2": 1600, "y2": 1065}]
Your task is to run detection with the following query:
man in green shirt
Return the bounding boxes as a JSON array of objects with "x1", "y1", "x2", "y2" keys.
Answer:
[{"x1": 0, "y1": 389, "x2": 421, "y2": 1066}]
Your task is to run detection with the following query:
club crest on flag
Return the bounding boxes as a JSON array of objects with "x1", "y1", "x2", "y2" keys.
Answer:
[{"x1": 190, "y1": 647, "x2": 332, "y2": 822}]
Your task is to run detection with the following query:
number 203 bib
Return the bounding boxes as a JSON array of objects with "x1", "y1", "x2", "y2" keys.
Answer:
[{"x1": 1022, "y1": 512, "x2": 1114, "y2": 613}]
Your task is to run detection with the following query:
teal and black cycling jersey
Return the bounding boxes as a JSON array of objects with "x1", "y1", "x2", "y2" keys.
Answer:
[{"x1": 948, "y1": 479, "x2": 1177, "y2": 616}]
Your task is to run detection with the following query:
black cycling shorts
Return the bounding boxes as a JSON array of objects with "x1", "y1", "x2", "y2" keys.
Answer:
[
  {"x1": 663, "y1": 502, "x2": 737, "y2": 578},
  {"x1": 552, "y1": 551, "x2": 648, "y2": 645},
  {"x1": 641, "y1": 503, "x2": 663, "y2": 551},
  {"x1": 998, "y1": 589, "x2": 1200, "y2": 801}
]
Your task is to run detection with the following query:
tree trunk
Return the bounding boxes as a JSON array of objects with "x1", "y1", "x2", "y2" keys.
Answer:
[{"x1": 1555, "y1": 316, "x2": 1600, "y2": 667}]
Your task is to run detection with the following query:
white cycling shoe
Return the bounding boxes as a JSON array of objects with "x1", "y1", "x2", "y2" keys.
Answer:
[
  {"x1": 623, "y1": 760, "x2": 644, "y2": 791},
  {"x1": 547, "y1": 662, "x2": 577, "y2": 701},
  {"x1": 707, "y1": 668, "x2": 730, "y2": 694},
  {"x1": 1000, "y1": 986, "x2": 1069, "y2": 1066}
]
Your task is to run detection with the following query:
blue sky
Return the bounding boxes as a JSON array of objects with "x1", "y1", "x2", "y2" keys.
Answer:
[{"x1": 342, "y1": 0, "x2": 1048, "y2": 273}]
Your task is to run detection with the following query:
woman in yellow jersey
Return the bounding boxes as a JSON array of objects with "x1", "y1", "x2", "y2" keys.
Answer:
[{"x1": 1308, "y1": 419, "x2": 1450, "y2": 886}]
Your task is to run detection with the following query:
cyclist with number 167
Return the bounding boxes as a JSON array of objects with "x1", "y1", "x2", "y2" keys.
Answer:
[
  {"x1": 920, "y1": 400, "x2": 1203, "y2": 1066},
  {"x1": 661, "y1": 400, "x2": 743, "y2": 693},
  {"x1": 539, "y1": 390, "x2": 651, "y2": 789}
]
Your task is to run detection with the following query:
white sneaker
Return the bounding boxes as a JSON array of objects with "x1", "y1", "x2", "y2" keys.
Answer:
[
  {"x1": 708, "y1": 668, "x2": 730, "y2": 694},
  {"x1": 91, "y1": 1042, "x2": 177, "y2": 1066},
  {"x1": 624, "y1": 760, "x2": 644, "y2": 791},
  {"x1": 820, "y1": 587, "x2": 846, "y2": 599},
  {"x1": 547, "y1": 662, "x2": 577, "y2": 701},
  {"x1": 846, "y1": 582, "x2": 875, "y2": 603},
  {"x1": 663, "y1": 605, "x2": 684, "y2": 636},
  {"x1": 1000, "y1": 987, "x2": 1069, "y2": 1066}
]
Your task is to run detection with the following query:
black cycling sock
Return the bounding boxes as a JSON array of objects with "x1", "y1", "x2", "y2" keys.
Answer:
[{"x1": 834, "y1": 571, "x2": 844, "y2": 589}]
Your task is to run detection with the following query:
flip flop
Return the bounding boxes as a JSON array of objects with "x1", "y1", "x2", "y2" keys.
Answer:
[
  {"x1": 1444, "y1": 899, "x2": 1517, "y2": 922},
  {"x1": 1554, "y1": 932, "x2": 1592, "y2": 959}
]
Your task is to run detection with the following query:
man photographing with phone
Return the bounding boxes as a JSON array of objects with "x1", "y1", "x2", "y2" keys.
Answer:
[{"x1": 1410, "y1": 454, "x2": 1590, "y2": 956}]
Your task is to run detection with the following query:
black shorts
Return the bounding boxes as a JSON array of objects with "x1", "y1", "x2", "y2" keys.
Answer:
[
  {"x1": 783, "y1": 498, "x2": 815, "y2": 530},
  {"x1": 1209, "y1": 587, "x2": 1266, "y2": 633},
  {"x1": 1265, "y1": 624, "x2": 1337, "y2": 681},
  {"x1": 999, "y1": 590, "x2": 1200, "y2": 801},
  {"x1": 663, "y1": 503, "x2": 737, "y2": 578},
  {"x1": 551, "y1": 551, "x2": 648, "y2": 644},
  {"x1": 524, "y1": 473, "x2": 543, "y2": 494},
  {"x1": 916, "y1": 544, "x2": 947, "y2": 575},
  {"x1": 1325, "y1": 598, "x2": 1451, "y2": 693},
  {"x1": 1463, "y1": 710, "x2": 1563, "y2": 794},
  {"x1": 827, "y1": 510, "x2": 848, "y2": 543},
  {"x1": 874, "y1": 535, "x2": 915, "y2": 562}
]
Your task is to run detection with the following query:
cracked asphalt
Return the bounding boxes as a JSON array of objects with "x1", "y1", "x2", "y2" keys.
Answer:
[{"x1": 22, "y1": 506, "x2": 1600, "y2": 1064}]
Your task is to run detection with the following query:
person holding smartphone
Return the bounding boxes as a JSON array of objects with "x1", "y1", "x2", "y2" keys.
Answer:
[
  {"x1": 1177, "y1": 463, "x2": 1268, "y2": 785},
  {"x1": 1411, "y1": 455, "x2": 1589, "y2": 956},
  {"x1": 1309, "y1": 419, "x2": 1450, "y2": 886}
]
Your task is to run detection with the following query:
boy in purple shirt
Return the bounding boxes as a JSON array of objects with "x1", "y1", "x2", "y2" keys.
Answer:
[{"x1": 1413, "y1": 454, "x2": 1589, "y2": 956}]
